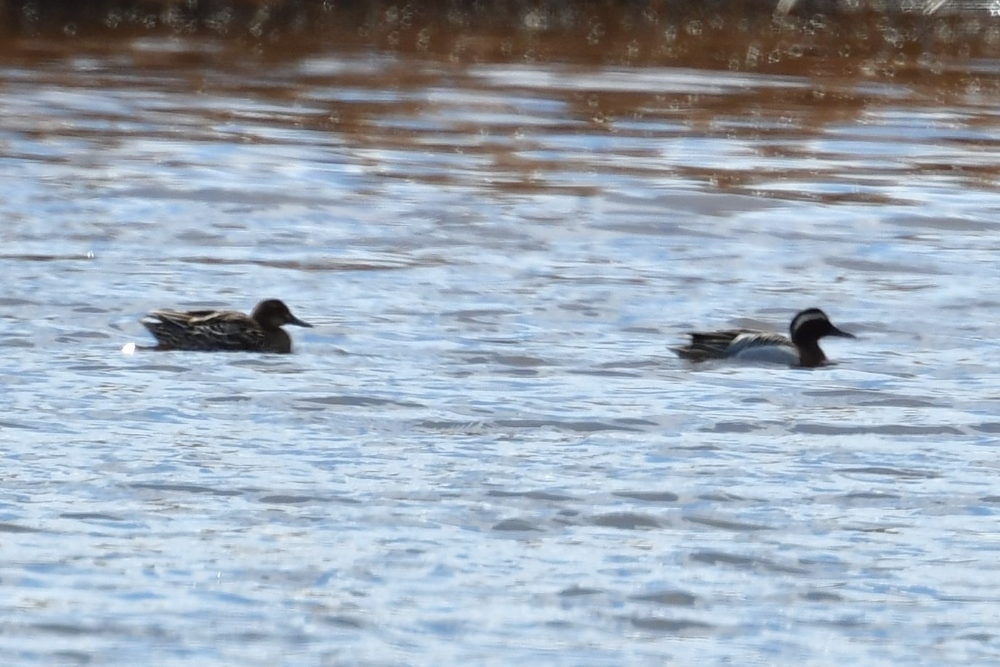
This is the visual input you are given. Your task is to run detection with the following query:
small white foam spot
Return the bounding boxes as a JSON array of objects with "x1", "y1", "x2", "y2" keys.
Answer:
[{"x1": 121, "y1": 342, "x2": 136, "y2": 355}]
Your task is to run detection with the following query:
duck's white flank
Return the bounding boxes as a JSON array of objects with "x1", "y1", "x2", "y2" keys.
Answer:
[{"x1": 727, "y1": 333, "x2": 801, "y2": 365}]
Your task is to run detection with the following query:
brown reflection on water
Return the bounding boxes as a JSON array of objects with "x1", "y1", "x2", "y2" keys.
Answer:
[
  {"x1": 5, "y1": 2, "x2": 1000, "y2": 69},
  {"x1": 2, "y1": 2, "x2": 1000, "y2": 201}
]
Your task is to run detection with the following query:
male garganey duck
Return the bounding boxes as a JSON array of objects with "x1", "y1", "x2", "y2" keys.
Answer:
[
  {"x1": 673, "y1": 308, "x2": 855, "y2": 368},
  {"x1": 141, "y1": 299, "x2": 312, "y2": 353}
]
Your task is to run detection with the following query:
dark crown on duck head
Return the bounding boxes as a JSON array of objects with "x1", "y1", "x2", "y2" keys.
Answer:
[
  {"x1": 790, "y1": 308, "x2": 854, "y2": 345},
  {"x1": 252, "y1": 299, "x2": 312, "y2": 329}
]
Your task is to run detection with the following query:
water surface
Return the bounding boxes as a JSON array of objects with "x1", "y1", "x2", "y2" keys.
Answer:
[{"x1": 2, "y1": 6, "x2": 1000, "y2": 666}]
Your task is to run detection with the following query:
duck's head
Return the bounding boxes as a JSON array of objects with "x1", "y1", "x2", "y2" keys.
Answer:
[
  {"x1": 252, "y1": 299, "x2": 313, "y2": 329},
  {"x1": 789, "y1": 308, "x2": 854, "y2": 345}
]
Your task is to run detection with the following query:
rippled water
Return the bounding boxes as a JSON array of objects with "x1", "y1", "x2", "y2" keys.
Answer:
[{"x1": 3, "y1": 8, "x2": 1000, "y2": 666}]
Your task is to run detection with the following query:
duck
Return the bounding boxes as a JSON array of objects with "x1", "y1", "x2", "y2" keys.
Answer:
[
  {"x1": 140, "y1": 299, "x2": 312, "y2": 353},
  {"x1": 673, "y1": 308, "x2": 855, "y2": 367}
]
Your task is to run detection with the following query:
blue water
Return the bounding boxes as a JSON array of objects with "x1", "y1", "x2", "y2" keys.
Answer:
[{"x1": 2, "y1": 33, "x2": 1000, "y2": 666}]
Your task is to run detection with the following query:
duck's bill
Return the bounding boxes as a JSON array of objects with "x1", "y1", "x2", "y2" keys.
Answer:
[
  {"x1": 289, "y1": 316, "x2": 313, "y2": 328},
  {"x1": 830, "y1": 326, "x2": 855, "y2": 338}
]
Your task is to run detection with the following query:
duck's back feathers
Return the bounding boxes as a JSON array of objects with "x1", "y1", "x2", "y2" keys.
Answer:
[
  {"x1": 140, "y1": 299, "x2": 310, "y2": 353},
  {"x1": 672, "y1": 329, "x2": 745, "y2": 361},
  {"x1": 142, "y1": 309, "x2": 286, "y2": 353},
  {"x1": 673, "y1": 329, "x2": 794, "y2": 363}
]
